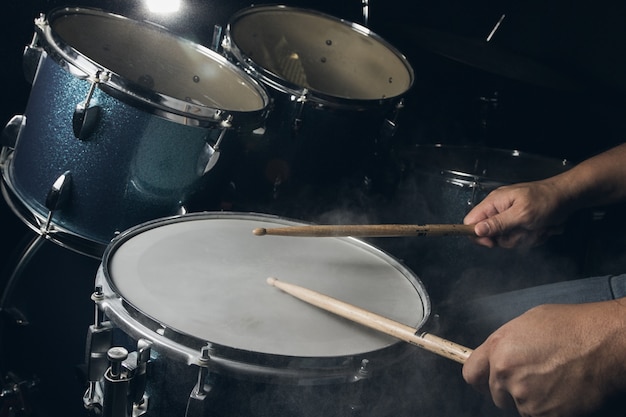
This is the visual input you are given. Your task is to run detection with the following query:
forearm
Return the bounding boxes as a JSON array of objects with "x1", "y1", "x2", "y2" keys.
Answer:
[
  {"x1": 547, "y1": 142, "x2": 626, "y2": 212},
  {"x1": 462, "y1": 143, "x2": 626, "y2": 247}
]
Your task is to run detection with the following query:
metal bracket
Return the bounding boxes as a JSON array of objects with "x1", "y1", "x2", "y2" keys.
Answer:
[
  {"x1": 292, "y1": 88, "x2": 309, "y2": 132},
  {"x1": 203, "y1": 115, "x2": 233, "y2": 174},
  {"x1": 23, "y1": 25, "x2": 43, "y2": 84},
  {"x1": 73, "y1": 72, "x2": 109, "y2": 140},
  {"x1": 41, "y1": 170, "x2": 72, "y2": 235},
  {"x1": 184, "y1": 344, "x2": 213, "y2": 417},
  {"x1": 1, "y1": 115, "x2": 26, "y2": 150}
]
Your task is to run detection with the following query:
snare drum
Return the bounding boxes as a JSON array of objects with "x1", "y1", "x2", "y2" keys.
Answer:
[
  {"x1": 1, "y1": 7, "x2": 270, "y2": 257},
  {"x1": 221, "y1": 5, "x2": 414, "y2": 195},
  {"x1": 85, "y1": 212, "x2": 429, "y2": 416}
]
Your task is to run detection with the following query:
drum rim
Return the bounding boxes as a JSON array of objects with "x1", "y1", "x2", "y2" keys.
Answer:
[
  {"x1": 95, "y1": 211, "x2": 431, "y2": 381},
  {"x1": 223, "y1": 4, "x2": 415, "y2": 109},
  {"x1": 35, "y1": 7, "x2": 271, "y2": 129},
  {"x1": 1, "y1": 151, "x2": 106, "y2": 258},
  {"x1": 400, "y1": 143, "x2": 573, "y2": 184}
]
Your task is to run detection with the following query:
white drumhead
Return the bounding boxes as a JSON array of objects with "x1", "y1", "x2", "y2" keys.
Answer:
[
  {"x1": 103, "y1": 213, "x2": 429, "y2": 358},
  {"x1": 229, "y1": 7, "x2": 413, "y2": 100},
  {"x1": 49, "y1": 10, "x2": 266, "y2": 112}
]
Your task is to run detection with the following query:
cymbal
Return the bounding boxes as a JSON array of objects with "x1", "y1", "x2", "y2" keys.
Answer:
[{"x1": 393, "y1": 24, "x2": 583, "y2": 92}]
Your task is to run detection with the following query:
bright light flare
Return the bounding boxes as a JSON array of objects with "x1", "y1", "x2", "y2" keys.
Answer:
[{"x1": 145, "y1": 0, "x2": 181, "y2": 14}]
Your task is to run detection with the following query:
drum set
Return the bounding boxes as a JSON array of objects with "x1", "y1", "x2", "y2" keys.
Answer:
[
  {"x1": 0, "y1": 3, "x2": 586, "y2": 417},
  {"x1": 1, "y1": 5, "x2": 413, "y2": 257},
  {"x1": 0, "y1": 5, "x2": 426, "y2": 417}
]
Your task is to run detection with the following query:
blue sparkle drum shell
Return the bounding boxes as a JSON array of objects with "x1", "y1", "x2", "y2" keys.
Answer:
[{"x1": 2, "y1": 7, "x2": 270, "y2": 256}]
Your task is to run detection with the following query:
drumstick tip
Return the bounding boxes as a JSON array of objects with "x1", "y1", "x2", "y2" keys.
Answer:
[
  {"x1": 253, "y1": 228, "x2": 267, "y2": 236},
  {"x1": 266, "y1": 277, "x2": 278, "y2": 286}
]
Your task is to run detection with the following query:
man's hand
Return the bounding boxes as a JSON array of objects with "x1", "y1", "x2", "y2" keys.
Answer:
[
  {"x1": 462, "y1": 300, "x2": 626, "y2": 417},
  {"x1": 464, "y1": 180, "x2": 568, "y2": 248}
]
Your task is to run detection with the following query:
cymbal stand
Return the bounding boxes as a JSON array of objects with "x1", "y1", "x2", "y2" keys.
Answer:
[{"x1": 362, "y1": 0, "x2": 369, "y2": 26}]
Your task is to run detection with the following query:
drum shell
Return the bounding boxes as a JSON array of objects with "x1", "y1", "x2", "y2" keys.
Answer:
[
  {"x1": 89, "y1": 212, "x2": 430, "y2": 416},
  {"x1": 396, "y1": 145, "x2": 572, "y2": 223},
  {"x1": 3, "y1": 7, "x2": 273, "y2": 255},
  {"x1": 222, "y1": 6, "x2": 414, "y2": 195},
  {"x1": 95, "y1": 212, "x2": 429, "y2": 370},
  {"x1": 6, "y1": 52, "x2": 227, "y2": 249},
  {"x1": 105, "y1": 329, "x2": 405, "y2": 417},
  {"x1": 230, "y1": 91, "x2": 402, "y2": 194}
]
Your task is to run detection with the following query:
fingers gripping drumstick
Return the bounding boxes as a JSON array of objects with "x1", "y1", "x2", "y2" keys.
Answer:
[{"x1": 266, "y1": 278, "x2": 472, "y2": 364}]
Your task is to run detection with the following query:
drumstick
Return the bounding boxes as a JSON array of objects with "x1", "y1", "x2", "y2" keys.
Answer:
[
  {"x1": 266, "y1": 278, "x2": 473, "y2": 364},
  {"x1": 253, "y1": 224, "x2": 476, "y2": 237}
]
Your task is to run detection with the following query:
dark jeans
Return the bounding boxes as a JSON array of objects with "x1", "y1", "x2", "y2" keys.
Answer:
[{"x1": 437, "y1": 274, "x2": 626, "y2": 347}]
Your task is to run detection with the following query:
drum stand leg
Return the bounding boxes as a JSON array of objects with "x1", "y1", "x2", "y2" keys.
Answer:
[
  {"x1": 0, "y1": 166, "x2": 74, "y2": 325},
  {"x1": 0, "y1": 234, "x2": 45, "y2": 322},
  {"x1": 0, "y1": 233, "x2": 46, "y2": 417},
  {"x1": 0, "y1": 167, "x2": 85, "y2": 414}
]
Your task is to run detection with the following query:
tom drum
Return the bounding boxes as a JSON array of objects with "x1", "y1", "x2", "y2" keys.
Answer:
[
  {"x1": 0, "y1": 7, "x2": 270, "y2": 256},
  {"x1": 221, "y1": 5, "x2": 414, "y2": 197}
]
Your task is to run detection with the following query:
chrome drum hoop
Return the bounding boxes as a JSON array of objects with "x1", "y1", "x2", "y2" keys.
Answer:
[
  {"x1": 36, "y1": 7, "x2": 270, "y2": 129},
  {"x1": 222, "y1": 5, "x2": 414, "y2": 110},
  {"x1": 94, "y1": 212, "x2": 430, "y2": 383}
]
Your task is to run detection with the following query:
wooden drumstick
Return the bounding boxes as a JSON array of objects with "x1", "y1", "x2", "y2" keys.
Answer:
[
  {"x1": 266, "y1": 278, "x2": 473, "y2": 364},
  {"x1": 253, "y1": 224, "x2": 476, "y2": 238}
]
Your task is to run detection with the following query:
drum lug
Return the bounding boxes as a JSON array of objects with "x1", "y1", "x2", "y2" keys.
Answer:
[
  {"x1": 185, "y1": 344, "x2": 214, "y2": 417},
  {"x1": 352, "y1": 358, "x2": 371, "y2": 382},
  {"x1": 345, "y1": 359, "x2": 372, "y2": 416},
  {"x1": 210, "y1": 25, "x2": 223, "y2": 52},
  {"x1": 23, "y1": 23, "x2": 44, "y2": 85},
  {"x1": 380, "y1": 118, "x2": 398, "y2": 142},
  {"x1": 45, "y1": 171, "x2": 72, "y2": 212},
  {"x1": 1, "y1": 114, "x2": 26, "y2": 149},
  {"x1": 220, "y1": 33, "x2": 232, "y2": 54},
  {"x1": 203, "y1": 116, "x2": 233, "y2": 174},
  {"x1": 73, "y1": 105, "x2": 101, "y2": 141},
  {"x1": 291, "y1": 89, "x2": 309, "y2": 132},
  {"x1": 379, "y1": 99, "x2": 405, "y2": 140},
  {"x1": 41, "y1": 170, "x2": 73, "y2": 235},
  {"x1": 73, "y1": 72, "x2": 109, "y2": 140}
]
